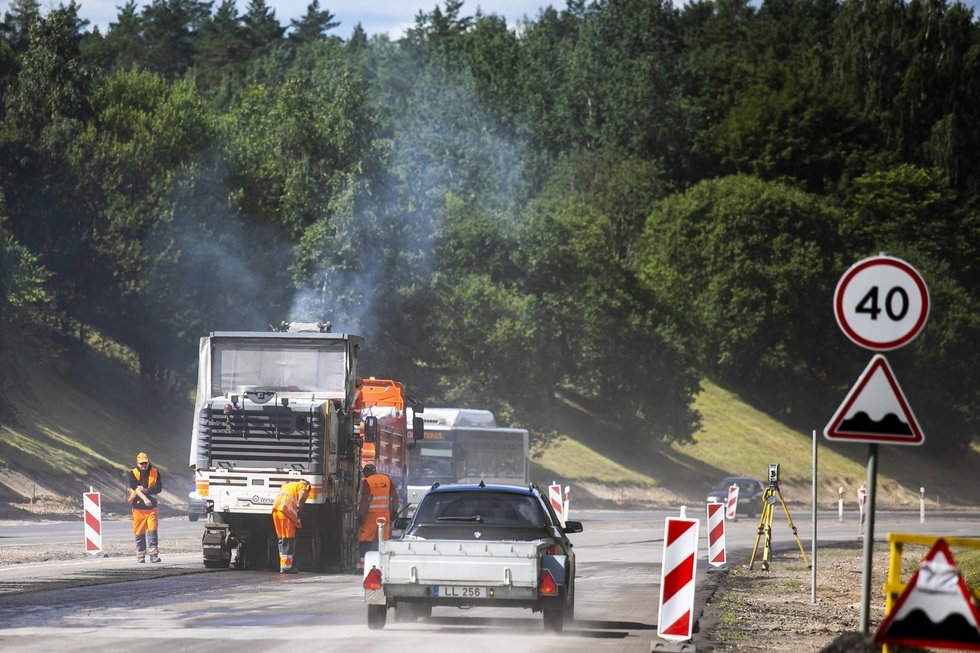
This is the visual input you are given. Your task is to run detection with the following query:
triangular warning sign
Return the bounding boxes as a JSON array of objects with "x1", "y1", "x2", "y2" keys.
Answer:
[
  {"x1": 824, "y1": 354, "x2": 924, "y2": 445},
  {"x1": 875, "y1": 539, "x2": 980, "y2": 650}
]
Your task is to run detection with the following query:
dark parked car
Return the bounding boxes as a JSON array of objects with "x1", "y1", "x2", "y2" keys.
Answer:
[
  {"x1": 187, "y1": 490, "x2": 208, "y2": 521},
  {"x1": 706, "y1": 476, "x2": 765, "y2": 518},
  {"x1": 390, "y1": 482, "x2": 582, "y2": 630}
]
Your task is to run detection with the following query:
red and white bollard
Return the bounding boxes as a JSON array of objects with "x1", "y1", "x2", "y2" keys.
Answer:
[
  {"x1": 657, "y1": 515, "x2": 700, "y2": 643},
  {"x1": 857, "y1": 485, "x2": 868, "y2": 536},
  {"x1": 725, "y1": 484, "x2": 739, "y2": 520},
  {"x1": 706, "y1": 502, "x2": 726, "y2": 567},
  {"x1": 83, "y1": 488, "x2": 102, "y2": 556},
  {"x1": 562, "y1": 485, "x2": 570, "y2": 524},
  {"x1": 919, "y1": 486, "x2": 925, "y2": 524},
  {"x1": 548, "y1": 482, "x2": 564, "y2": 526}
]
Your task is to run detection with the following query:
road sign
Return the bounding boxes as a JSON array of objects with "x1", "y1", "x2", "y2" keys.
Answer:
[
  {"x1": 875, "y1": 538, "x2": 980, "y2": 650},
  {"x1": 824, "y1": 355, "x2": 924, "y2": 445},
  {"x1": 834, "y1": 255, "x2": 929, "y2": 351}
]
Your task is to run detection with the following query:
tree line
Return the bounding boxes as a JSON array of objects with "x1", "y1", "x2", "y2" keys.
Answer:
[{"x1": 1, "y1": 0, "x2": 977, "y2": 449}]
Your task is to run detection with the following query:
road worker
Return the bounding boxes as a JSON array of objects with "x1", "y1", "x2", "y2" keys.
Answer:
[
  {"x1": 350, "y1": 377, "x2": 365, "y2": 420},
  {"x1": 272, "y1": 478, "x2": 311, "y2": 574},
  {"x1": 128, "y1": 452, "x2": 163, "y2": 563},
  {"x1": 357, "y1": 464, "x2": 398, "y2": 565}
]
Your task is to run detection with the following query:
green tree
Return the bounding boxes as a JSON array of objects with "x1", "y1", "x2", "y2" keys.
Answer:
[
  {"x1": 0, "y1": 206, "x2": 55, "y2": 417},
  {"x1": 288, "y1": 0, "x2": 339, "y2": 44},
  {"x1": 637, "y1": 175, "x2": 845, "y2": 423}
]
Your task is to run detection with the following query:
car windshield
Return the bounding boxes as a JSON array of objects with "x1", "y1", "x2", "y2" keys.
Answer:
[
  {"x1": 714, "y1": 478, "x2": 757, "y2": 492},
  {"x1": 414, "y1": 491, "x2": 546, "y2": 527}
]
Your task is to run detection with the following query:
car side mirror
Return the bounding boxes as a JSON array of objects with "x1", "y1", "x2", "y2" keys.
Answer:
[
  {"x1": 562, "y1": 520, "x2": 583, "y2": 534},
  {"x1": 393, "y1": 516, "x2": 411, "y2": 530}
]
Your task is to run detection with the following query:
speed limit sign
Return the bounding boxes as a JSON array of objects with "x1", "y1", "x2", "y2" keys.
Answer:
[{"x1": 834, "y1": 255, "x2": 929, "y2": 350}]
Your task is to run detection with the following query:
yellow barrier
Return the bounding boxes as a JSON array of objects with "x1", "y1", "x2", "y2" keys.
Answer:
[{"x1": 881, "y1": 532, "x2": 980, "y2": 653}]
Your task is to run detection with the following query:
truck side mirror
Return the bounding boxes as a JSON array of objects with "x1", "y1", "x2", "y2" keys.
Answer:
[
  {"x1": 410, "y1": 416, "x2": 424, "y2": 450},
  {"x1": 364, "y1": 415, "x2": 379, "y2": 443}
]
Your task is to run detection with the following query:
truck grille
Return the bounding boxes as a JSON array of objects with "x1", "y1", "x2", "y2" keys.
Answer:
[{"x1": 197, "y1": 405, "x2": 324, "y2": 471}]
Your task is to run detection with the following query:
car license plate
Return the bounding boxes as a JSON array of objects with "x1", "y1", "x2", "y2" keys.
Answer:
[{"x1": 436, "y1": 585, "x2": 486, "y2": 598}]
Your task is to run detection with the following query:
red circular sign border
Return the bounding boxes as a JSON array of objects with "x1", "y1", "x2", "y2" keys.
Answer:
[{"x1": 833, "y1": 256, "x2": 930, "y2": 351}]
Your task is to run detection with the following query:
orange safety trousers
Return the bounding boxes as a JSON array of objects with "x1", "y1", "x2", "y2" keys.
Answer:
[
  {"x1": 132, "y1": 507, "x2": 159, "y2": 558},
  {"x1": 273, "y1": 511, "x2": 297, "y2": 570}
]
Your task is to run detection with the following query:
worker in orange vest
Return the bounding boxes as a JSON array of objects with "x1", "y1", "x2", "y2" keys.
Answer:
[
  {"x1": 350, "y1": 377, "x2": 365, "y2": 420},
  {"x1": 129, "y1": 452, "x2": 163, "y2": 563},
  {"x1": 272, "y1": 479, "x2": 311, "y2": 574},
  {"x1": 357, "y1": 464, "x2": 398, "y2": 564}
]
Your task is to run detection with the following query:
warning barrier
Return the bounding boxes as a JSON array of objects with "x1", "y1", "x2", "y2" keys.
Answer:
[
  {"x1": 83, "y1": 490, "x2": 102, "y2": 555},
  {"x1": 725, "y1": 484, "x2": 739, "y2": 520},
  {"x1": 706, "y1": 502, "x2": 726, "y2": 567},
  {"x1": 548, "y1": 482, "x2": 564, "y2": 525},
  {"x1": 657, "y1": 516, "x2": 699, "y2": 643}
]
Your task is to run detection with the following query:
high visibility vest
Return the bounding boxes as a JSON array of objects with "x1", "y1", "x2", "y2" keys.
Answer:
[
  {"x1": 363, "y1": 474, "x2": 392, "y2": 515},
  {"x1": 272, "y1": 481, "x2": 307, "y2": 525},
  {"x1": 129, "y1": 467, "x2": 159, "y2": 507}
]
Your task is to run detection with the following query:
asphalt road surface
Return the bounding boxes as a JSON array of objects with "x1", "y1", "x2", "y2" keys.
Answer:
[{"x1": 1, "y1": 508, "x2": 978, "y2": 652}]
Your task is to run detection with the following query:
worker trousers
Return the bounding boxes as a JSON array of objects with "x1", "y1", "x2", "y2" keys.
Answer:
[
  {"x1": 132, "y1": 507, "x2": 159, "y2": 561},
  {"x1": 273, "y1": 511, "x2": 297, "y2": 572}
]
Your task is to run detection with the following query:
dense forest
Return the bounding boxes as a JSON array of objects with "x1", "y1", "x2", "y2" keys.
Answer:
[{"x1": 1, "y1": 0, "x2": 977, "y2": 450}]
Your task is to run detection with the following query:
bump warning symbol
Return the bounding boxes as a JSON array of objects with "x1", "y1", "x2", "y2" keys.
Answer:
[
  {"x1": 824, "y1": 354, "x2": 924, "y2": 445},
  {"x1": 875, "y1": 538, "x2": 980, "y2": 650}
]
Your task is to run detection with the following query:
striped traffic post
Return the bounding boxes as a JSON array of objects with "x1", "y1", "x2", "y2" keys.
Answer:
[
  {"x1": 725, "y1": 483, "x2": 739, "y2": 520},
  {"x1": 83, "y1": 489, "x2": 102, "y2": 556},
  {"x1": 548, "y1": 482, "x2": 564, "y2": 525},
  {"x1": 858, "y1": 485, "x2": 868, "y2": 536},
  {"x1": 563, "y1": 485, "x2": 570, "y2": 523},
  {"x1": 706, "y1": 503, "x2": 726, "y2": 567},
  {"x1": 657, "y1": 515, "x2": 700, "y2": 643}
]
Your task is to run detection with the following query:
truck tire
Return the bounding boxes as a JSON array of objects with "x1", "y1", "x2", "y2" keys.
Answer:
[
  {"x1": 367, "y1": 605, "x2": 387, "y2": 630},
  {"x1": 203, "y1": 558, "x2": 229, "y2": 569}
]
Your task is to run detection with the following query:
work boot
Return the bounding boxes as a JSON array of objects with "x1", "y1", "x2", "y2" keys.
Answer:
[
  {"x1": 280, "y1": 567, "x2": 299, "y2": 574},
  {"x1": 149, "y1": 554, "x2": 161, "y2": 563},
  {"x1": 137, "y1": 557, "x2": 145, "y2": 563}
]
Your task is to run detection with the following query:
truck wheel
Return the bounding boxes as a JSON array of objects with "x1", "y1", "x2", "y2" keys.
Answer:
[
  {"x1": 367, "y1": 605, "x2": 387, "y2": 630},
  {"x1": 543, "y1": 606, "x2": 565, "y2": 633},
  {"x1": 203, "y1": 559, "x2": 229, "y2": 569}
]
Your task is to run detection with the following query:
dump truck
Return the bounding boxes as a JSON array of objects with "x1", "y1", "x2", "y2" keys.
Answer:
[{"x1": 358, "y1": 377, "x2": 425, "y2": 512}]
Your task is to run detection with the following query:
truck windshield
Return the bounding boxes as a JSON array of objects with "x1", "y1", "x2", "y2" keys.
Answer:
[
  {"x1": 211, "y1": 341, "x2": 348, "y2": 396},
  {"x1": 407, "y1": 442, "x2": 454, "y2": 485},
  {"x1": 455, "y1": 430, "x2": 527, "y2": 483}
]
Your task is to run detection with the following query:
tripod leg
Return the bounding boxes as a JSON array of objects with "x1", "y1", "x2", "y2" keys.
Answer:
[
  {"x1": 777, "y1": 488, "x2": 811, "y2": 569},
  {"x1": 748, "y1": 491, "x2": 770, "y2": 570},
  {"x1": 761, "y1": 501, "x2": 774, "y2": 571}
]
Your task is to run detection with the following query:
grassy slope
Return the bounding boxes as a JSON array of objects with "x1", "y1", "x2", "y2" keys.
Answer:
[
  {"x1": 1, "y1": 343, "x2": 977, "y2": 515},
  {"x1": 533, "y1": 379, "x2": 980, "y2": 510},
  {"x1": 0, "y1": 344, "x2": 193, "y2": 515}
]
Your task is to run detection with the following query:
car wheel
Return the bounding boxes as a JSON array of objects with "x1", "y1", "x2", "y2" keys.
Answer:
[
  {"x1": 188, "y1": 513, "x2": 200, "y2": 522},
  {"x1": 367, "y1": 605, "x2": 387, "y2": 630}
]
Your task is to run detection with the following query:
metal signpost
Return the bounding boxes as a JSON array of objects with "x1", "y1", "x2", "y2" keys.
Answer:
[{"x1": 825, "y1": 254, "x2": 929, "y2": 635}]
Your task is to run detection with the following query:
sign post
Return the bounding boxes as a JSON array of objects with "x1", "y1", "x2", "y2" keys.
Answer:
[{"x1": 827, "y1": 254, "x2": 929, "y2": 635}]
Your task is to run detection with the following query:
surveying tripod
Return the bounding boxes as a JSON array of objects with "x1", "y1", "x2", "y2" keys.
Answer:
[{"x1": 748, "y1": 479, "x2": 811, "y2": 571}]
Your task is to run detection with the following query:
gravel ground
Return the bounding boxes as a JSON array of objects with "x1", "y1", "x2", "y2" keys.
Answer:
[
  {"x1": 694, "y1": 542, "x2": 937, "y2": 653},
  {"x1": 0, "y1": 533, "x2": 203, "y2": 566}
]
